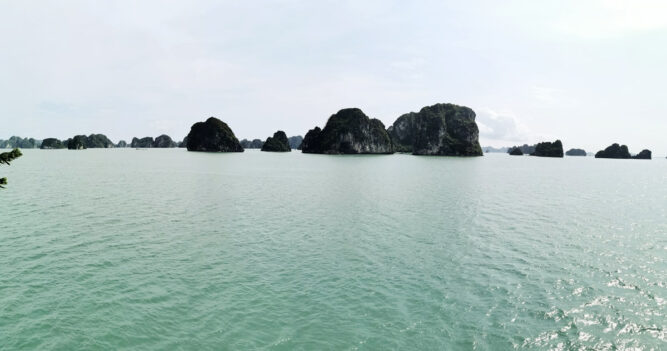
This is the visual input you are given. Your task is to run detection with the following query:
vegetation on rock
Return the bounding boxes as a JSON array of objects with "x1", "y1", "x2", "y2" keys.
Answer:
[
  {"x1": 301, "y1": 108, "x2": 393, "y2": 154},
  {"x1": 261, "y1": 131, "x2": 291, "y2": 152},
  {"x1": 0, "y1": 136, "x2": 41, "y2": 149},
  {"x1": 41, "y1": 138, "x2": 65, "y2": 149},
  {"x1": 633, "y1": 149, "x2": 652, "y2": 160},
  {"x1": 186, "y1": 117, "x2": 244, "y2": 152},
  {"x1": 509, "y1": 147, "x2": 524, "y2": 155},
  {"x1": 595, "y1": 144, "x2": 631, "y2": 159},
  {"x1": 530, "y1": 140, "x2": 563, "y2": 157},
  {"x1": 116, "y1": 140, "x2": 128, "y2": 148},
  {"x1": 388, "y1": 103, "x2": 483, "y2": 156},
  {"x1": 0, "y1": 148, "x2": 22, "y2": 189},
  {"x1": 566, "y1": 148, "x2": 586, "y2": 156},
  {"x1": 131, "y1": 137, "x2": 154, "y2": 148},
  {"x1": 240, "y1": 139, "x2": 264, "y2": 149},
  {"x1": 153, "y1": 135, "x2": 177, "y2": 148},
  {"x1": 66, "y1": 135, "x2": 88, "y2": 150}
]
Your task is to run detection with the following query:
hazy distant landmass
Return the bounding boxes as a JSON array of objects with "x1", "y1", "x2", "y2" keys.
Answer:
[{"x1": 484, "y1": 146, "x2": 509, "y2": 153}]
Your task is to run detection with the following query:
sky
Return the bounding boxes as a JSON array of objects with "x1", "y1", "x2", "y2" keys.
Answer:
[{"x1": 1, "y1": 0, "x2": 666, "y2": 153}]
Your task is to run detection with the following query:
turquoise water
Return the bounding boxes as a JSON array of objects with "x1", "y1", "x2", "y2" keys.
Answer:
[{"x1": 1, "y1": 149, "x2": 665, "y2": 350}]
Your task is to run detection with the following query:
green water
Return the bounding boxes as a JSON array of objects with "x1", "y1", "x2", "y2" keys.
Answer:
[{"x1": 1, "y1": 149, "x2": 665, "y2": 350}]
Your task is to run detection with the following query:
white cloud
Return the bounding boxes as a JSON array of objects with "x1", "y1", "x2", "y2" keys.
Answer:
[{"x1": 476, "y1": 108, "x2": 532, "y2": 143}]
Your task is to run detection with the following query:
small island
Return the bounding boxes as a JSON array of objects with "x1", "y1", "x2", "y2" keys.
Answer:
[
  {"x1": 388, "y1": 103, "x2": 483, "y2": 156},
  {"x1": 40, "y1": 138, "x2": 65, "y2": 149},
  {"x1": 566, "y1": 148, "x2": 586, "y2": 156},
  {"x1": 302, "y1": 108, "x2": 393, "y2": 154},
  {"x1": 261, "y1": 131, "x2": 291, "y2": 152},
  {"x1": 509, "y1": 147, "x2": 523, "y2": 156},
  {"x1": 186, "y1": 117, "x2": 244, "y2": 152},
  {"x1": 530, "y1": 140, "x2": 563, "y2": 157}
]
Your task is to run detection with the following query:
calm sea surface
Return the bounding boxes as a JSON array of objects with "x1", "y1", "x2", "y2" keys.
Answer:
[{"x1": 1, "y1": 149, "x2": 665, "y2": 350}]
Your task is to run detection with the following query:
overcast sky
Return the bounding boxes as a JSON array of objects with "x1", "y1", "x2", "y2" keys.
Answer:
[{"x1": 1, "y1": 0, "x2": 665, "y2": 153}]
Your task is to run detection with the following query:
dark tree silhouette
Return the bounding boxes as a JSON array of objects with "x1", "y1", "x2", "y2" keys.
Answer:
[{"x1": 0, "y1": 148, "x2": 22, "y2": 189}]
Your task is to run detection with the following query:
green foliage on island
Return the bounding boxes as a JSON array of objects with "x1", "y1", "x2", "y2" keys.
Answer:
[
  {"x1": 40, "y1": 138, "x2": 65, "y2": 149},
  {"x1": 509, "y1": 147, "x2": 524, "y2": 155},
  {"x1": 530, "y1": 140, "x2": 563, "y2": 157},
  {"x1": 633, "y1": 149, "x2": 652, "y2": 160},
  {"x1": 507, "y1": 144, "x2": 536, "y2": 155},
  {"x1": 66, "y1": 135, "x2": 88, "y2": 150},
  {"x1": 131, "y1": 137, "x2": 154, "y2": 148},
  {"x1": 261, "y1": 131, "x2": 291, "y2": 152},
  {"x1": 595, "y1": 144, "x2": 631, "y2": 159},
  {"x1": 388, "y1": 103, "x2": 483, "y2": 156},
  {"x1": 116, "y1": 140, "x2": 128, "y2": 148},
  {"x1": 186, "y1": 117, "x2": 244, "y2": 152},
  {"x1": 566, "y1": 148, "x2": 586, "y2": 156},
  {"x1": 302, "y1": 108, "x2": 393, "y2": 154},
  {"x1": 0, "y1": 136, "x2": 41, "y2": 149},
  {"x1": 153, "y1": 135, "x2": 177, "y2": 148},
  {"x1": 0, "y1": 148, "x2": 22, "y2": 189}
]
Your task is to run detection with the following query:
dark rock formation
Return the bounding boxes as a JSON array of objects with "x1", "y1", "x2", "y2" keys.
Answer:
[
  {"x1": 595, "y1": 144, "x2": 631, "y2": 159},
  {"x1": 186, "y1": 117, "x2": 244, "y2": 152},
  {"x1": 131, "y1": 137, "x2": 154, "y2": 148},
  {"x1": 67, "y1": 135, "x2": 88, "y2": 150},
  {"x1": 530, "y1": 140, "x2": 563, "y2": 157},
  {"x1": 86, "y1": 134, "x2": 115, "y2": 148},
  {"x1": 301, "y1": 108, "x2": 393, "y2": 154},
  {"x1": 261, "y1": 131, "x2": 291, "y2": 152},
  {"x1": 388, "y1": 103, "x2": 482, "y2": 156},
  {"x1": 41, "y1": 138, "x2": 65, "y2": 149},
  {"x1": 508, "y1": 144, "x2": 536, "y2": 155},
  {"x1": 178, "y1": 137, "x2": 188, "y2": 148},
  {"x1": 509, "y1": 147, "x2": 524, "y2": 155},
  {"x1": 301, "y1": 127, "x2": 322, "y2": 153},
  {"x1": 566, "y1": 148, "x2": 586, "y2": 156},
  {"x1": 240, "y1": 139, "x2": 264, "y2": 149},
  {"x1": 153, "y1": 135, "x2": 177, "y2": 148},
  {"x1": 633, "y1": 149, "x2": 652, "y2": 160},
  {"x1": 116, "y1": 140, "x2": 128, "y2": 148},
  {"x1": 288, "y1": 136, "x2": 303, "y2": 150}
]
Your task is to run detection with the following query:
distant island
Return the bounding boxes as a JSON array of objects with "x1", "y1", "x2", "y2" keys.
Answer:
[
  {"x1": 261, "y1": 131, "x2": 291, "y2": 152},
  {"x1": 566, "y1": 148, "x2": 587, "y2": 156},
  {"x1": 595, "y1": 143, "x2": 652, "y2": 159}
]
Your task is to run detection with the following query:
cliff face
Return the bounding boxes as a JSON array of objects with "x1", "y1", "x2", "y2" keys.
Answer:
[
  {"x1": 153, "y1": 135, "x2": 177, "y2": 148},
  {"x1": 186, "y1": 117, "x2": 244, "y2": 152},
  {"x1": 41, "y1": 138, "x2": 65, "y2": 149},
  {"x1": 566, "y1": 148, "x2": 586, "y2": 156},
  {"x1": 388, "y1": 103, "x2": 483, "y2": 156},
  {"x1": 531, "y1": 140, "x2": 564, "y2": 157},
  {"x1": 261, "y1": 131, "x2": 291, "y2": 152},
  {"x1": 595, "y1": 144, "x2": 631, "y2": 159},
  {"x1": 301, "y1": 108, "x2": 393, "y2": 154}
]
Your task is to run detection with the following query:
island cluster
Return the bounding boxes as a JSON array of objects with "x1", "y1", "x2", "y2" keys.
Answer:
[{"x1": 0, "y1": 102, "x2": 656, "y2": 160}]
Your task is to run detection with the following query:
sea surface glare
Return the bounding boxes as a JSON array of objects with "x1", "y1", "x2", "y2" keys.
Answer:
[{"x1": 1, "y1": 149, "x2": 665, "y2": 350}]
